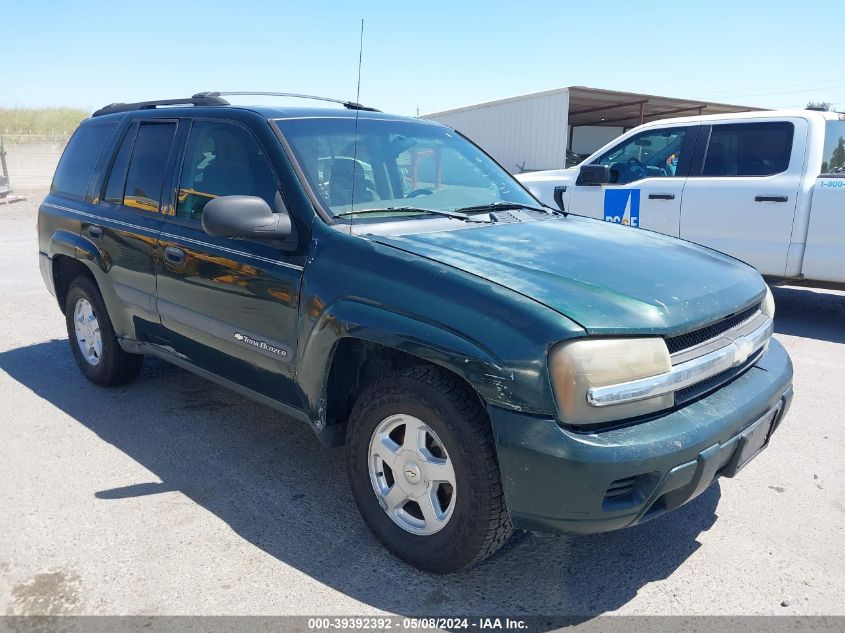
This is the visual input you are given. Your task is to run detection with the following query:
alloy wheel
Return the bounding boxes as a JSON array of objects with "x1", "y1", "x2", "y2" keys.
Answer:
[
  {"x1": 73, "y1": 297, "x2": 103, "y2": 366},
  {"x1": 368, "y1": 414, "x2": 456, "y2": 535}
]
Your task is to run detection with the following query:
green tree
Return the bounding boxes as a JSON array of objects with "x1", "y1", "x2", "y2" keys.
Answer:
[{"x1": 829, "y1": 137, "x2": 845, "y2": 171}]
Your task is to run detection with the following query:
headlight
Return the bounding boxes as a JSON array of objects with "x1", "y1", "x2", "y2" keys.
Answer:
[
  {"x1": 761, "y1": 285, "x2": 775, "y2": 320},
  {"x1": 549, "y1": 337, "x2": 673, "y2": 425}
]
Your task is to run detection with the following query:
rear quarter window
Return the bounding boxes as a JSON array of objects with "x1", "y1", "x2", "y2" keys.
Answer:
[
  {"x1": 51, "y1": 121, "x2": 116, "y2": 198},
  {"x1": 821, "y1": 120, "x2": 845, "y2": 175}
]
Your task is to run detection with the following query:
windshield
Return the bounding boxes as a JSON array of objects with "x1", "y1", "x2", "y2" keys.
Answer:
[
  {"x1": 821, "y1": 120, "x2": 845, "y2": 175},
  {"x1": 274, "y1": 117, "x2": 538, "y2": 219}
]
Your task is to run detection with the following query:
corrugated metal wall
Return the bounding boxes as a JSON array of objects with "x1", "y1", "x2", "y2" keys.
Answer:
[
  {"x1": 570, "y1": 126, "x2": 625, "y2": 155},
  {"x1": 426, "y1": 90, "x2": 569, "y2": 174}
]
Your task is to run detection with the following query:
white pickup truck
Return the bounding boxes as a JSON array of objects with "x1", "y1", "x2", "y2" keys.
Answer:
[{"x1": 517, "y1": 110, "x2": 845, "y2": 286}]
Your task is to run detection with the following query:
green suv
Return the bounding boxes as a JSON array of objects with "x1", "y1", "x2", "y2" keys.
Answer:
[{"x1": 37, "y1": 92, "x2": 793, "y2": 573}]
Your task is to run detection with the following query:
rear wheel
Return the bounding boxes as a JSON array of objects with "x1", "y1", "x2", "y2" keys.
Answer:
[
  {"x1": 347, "y1": 365, "x2": 512, "y2": 573},
  {"x1": 64, "y1": 276, "x2": 143, "y2": 386}
]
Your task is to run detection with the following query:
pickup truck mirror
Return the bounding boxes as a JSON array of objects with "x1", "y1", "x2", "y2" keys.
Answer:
[
  {"x1": 578, "y1": 164, "x2": 611, "y2": 186},
  {"x1": 202, "y1": 195, "x2": 292, "y2": 240}
]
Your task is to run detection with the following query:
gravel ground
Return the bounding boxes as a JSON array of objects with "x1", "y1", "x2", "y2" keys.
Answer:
[{"x1": 1, "y1": 193, "x2": 843, "y2": 617}]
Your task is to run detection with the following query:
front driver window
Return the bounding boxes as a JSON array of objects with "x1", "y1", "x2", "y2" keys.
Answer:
[
  {"x1": 177, "y1": 121, "x2": 279, "y2": 220},
  {"x1": 592, "y1": 127, "x2": 689, "y2": 185}
]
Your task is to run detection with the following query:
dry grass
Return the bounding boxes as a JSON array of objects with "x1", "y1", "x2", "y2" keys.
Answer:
[{"x1": 0, "y1": 108, "x2": 90, "y2": 138}]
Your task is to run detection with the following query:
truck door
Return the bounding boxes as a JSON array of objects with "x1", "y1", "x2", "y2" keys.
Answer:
[
  {"x1": 566, "y1": 125, "x2": 697, "y2": 236},
  {"x1": 679, "y1": 118, "x2": 806, "y2": 276},
  {"x1": 155, "y1": 119, "x2": 305, "y2": 407}
]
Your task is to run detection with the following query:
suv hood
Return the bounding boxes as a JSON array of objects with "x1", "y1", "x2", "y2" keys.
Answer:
[{"x1": 371, "y1": 216, "x2": 765, "y2": 335}]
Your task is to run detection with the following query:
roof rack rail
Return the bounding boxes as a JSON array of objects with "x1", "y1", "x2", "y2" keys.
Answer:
[
  {"x1": 194, "y1": 91, "x2": 380, "y2": 112},
  {"x1": 92, "y1": 94, "x2": 230, "y2": 117}
]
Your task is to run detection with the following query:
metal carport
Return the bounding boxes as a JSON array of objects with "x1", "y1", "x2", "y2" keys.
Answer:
[{"x1": 426, "y1": 86, "x2": 763, "y2": 173}]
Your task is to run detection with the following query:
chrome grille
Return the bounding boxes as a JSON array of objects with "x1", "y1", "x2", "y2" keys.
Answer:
[
  {"x1": 674, "y1": 350, "x2": 763, "y2": 406},
  {"x1": 666, "y1": 304, "x2": 760, "y2": 355}
]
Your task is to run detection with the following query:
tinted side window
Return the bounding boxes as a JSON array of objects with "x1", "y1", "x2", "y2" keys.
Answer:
[
  {"x1": 177, "y1": 121, "x2": 278, "y2": 220},
  {"x1": 702, "y1": 122, "x2": 794, "y2": 177},
  {"x1": 123, "y1": 122, "x2": 177, "y2": 212},
  {"x1": 591, "y1": 127, "x2": 689, "y2": 185},
  {"x1": 51, "y1": 122, "x2": 116, "y2": 198},
  {"x1": 104, "y1": 123, "x2": 138, "y2": 204}
]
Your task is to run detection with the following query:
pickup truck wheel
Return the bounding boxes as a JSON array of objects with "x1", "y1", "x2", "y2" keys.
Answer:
[
  {"x1": 347, "y1": 365, "x2": 512, "y2": 573},
  {"x1": 64, "y1": 277, "x2": 143, "y2": 387}
]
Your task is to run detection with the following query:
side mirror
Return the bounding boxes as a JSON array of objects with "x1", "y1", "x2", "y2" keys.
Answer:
[
  {"x1": 202, "y1": 195, "x2": 292, "y2": 239},
  {"x1": 578, "y1": 164, "x2": 611, "y2": 186}
]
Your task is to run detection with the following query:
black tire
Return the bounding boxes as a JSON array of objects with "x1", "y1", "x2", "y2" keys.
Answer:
[
  {"x1": 347, "y1": 365, "x2": 512, "y2": 573},
  {"x1": 64, "y1": 276, "x2": 143, "y2": 387}
]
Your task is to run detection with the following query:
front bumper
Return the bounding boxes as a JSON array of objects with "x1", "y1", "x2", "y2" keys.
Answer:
[{"x1": 489, "y1": 338, "x2": 793, "y2": 534}]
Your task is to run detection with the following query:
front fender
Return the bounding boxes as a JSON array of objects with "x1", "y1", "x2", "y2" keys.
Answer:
[
  {"x1": 297, "y1": 299, "x2": 534, "y2": 429},
  {"x1": 515, "y1": 170, "x2": 575, "y2": 210}
]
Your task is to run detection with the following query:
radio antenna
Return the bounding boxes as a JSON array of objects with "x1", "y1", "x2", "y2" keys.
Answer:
[{"x1": 349, "y1": 18, "x2": 365, "y2": 233}]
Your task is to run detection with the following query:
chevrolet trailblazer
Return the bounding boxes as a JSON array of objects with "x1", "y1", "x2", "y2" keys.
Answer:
[{"x1": 37, "y1": 92, "x2": 793, "y2": 573}]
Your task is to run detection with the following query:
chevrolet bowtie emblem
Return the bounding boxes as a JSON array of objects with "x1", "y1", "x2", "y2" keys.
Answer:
[{"x1": 734, "y1": 339, "x2": 754, "y2": 366}]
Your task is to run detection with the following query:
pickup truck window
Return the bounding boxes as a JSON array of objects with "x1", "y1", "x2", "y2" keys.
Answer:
[
  {"x1": 702, "y1": 122, "x2": 793, "y2": 177},
  {"x1": 122, "y1": 122, "x2": 177, "y2": 213},
  {"x1": 821, "y1": 121, "x2": 845, "y2": 175},
  {"x1": 176, "y1": 121, "x2": 278, "y2": 220},
  {"x1": 591, "y1": 127, "x2": 689, "y2": 185},
  {"x1": 275, "y1": 117, "x2": 536, "y2": 219},
  {"x1": 51, "y1": 122, "x2": 116, "y2": 199}
]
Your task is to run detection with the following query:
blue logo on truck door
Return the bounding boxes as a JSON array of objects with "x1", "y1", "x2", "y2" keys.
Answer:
[{"x1": 604, "y1": 189, "x2": 640, "y2": 227}]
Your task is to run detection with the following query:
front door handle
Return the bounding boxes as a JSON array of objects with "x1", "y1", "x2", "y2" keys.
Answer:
[
  {"x1": 89, "y1": 225, "x2": 103, "y2": 240},
  {"x1": 648, "y1": 193, "x2": 675, "y2": 200},
  {"x1": 755, "y1": 195, "x2": 788, "y2": 202},
  {"x1": 164, "y1": 246, "x2": 186, "y2": 266}
]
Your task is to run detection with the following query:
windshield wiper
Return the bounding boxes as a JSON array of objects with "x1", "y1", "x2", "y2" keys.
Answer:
[
  {"x1": 455, "y1": 202, "x2": 562, "y2": 216},
  {"x1": 334, "y1": 206, "x2": 493, "y2": 223}
]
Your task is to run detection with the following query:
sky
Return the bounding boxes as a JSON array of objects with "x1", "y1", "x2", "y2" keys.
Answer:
[{"x1": 2, "y1": 0, "x2": 844, "y2": 116}]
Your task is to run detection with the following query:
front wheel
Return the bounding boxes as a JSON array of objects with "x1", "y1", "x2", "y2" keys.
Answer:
[{"x1": 347, "y1": 365, "x2": 512, "y2": 573}]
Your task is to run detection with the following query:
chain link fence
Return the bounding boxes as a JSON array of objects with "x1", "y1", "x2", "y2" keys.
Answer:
[{"x1": 1, "y1": 134, "x2": 70, "y2": 193}]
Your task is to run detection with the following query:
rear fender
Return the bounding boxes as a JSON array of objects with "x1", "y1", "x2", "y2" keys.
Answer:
[
  {"x1": 48, "y1": 229, "x2": 109, "y2": 272},
  {"x1": 47, "y1": 230, "x2": 129, "y2": 333}
]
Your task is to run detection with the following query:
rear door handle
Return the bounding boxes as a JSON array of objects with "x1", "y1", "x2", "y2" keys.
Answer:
[
  {"x1": 755, "y1": 195, "x2": 788, "y2": 202},
  {"x1": 89, "y1": 225, "x2": 103, "y2": 240},
  {"x1": 164, "y1": 246, "x2": 186, "y2": 266},
  {"x1": 648, "y1": 194, "x2": 675, "y2": 200}
]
